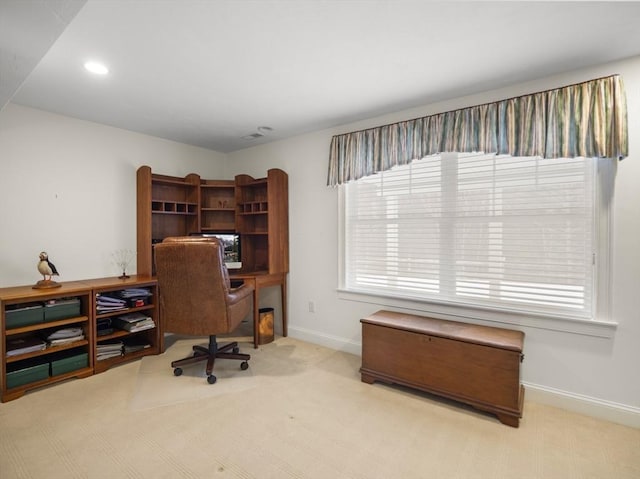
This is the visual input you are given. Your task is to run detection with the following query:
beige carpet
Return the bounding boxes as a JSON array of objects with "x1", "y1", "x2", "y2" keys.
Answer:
[
  {"x1": 130, "y1": 335, "x2": 261, "y2": 410},
  {"x1": 1, "y1": 336, "x2": 639, "y2": 479}
]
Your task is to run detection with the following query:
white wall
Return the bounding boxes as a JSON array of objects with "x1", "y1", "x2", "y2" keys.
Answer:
[
  {"x1": 0, "y1": 104, "x2": 226, "y2": 286},
  {"x1": 228, "y1": 56, "x2": 640, "y2": 426}
]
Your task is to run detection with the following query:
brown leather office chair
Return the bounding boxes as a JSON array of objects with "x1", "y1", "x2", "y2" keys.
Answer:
[{"x1": 154, "y1": 236, "x2": 254, "y2": 384}]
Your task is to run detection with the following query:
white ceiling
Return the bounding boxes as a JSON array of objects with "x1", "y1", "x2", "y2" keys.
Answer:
[{"x1": 3, "y1": 1, "x2": 640, "y2": 153}]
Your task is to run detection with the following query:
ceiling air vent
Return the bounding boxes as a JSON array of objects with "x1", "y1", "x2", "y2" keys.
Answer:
[
  {"x1": 242, "y1": 132, "x2": 265, "y2": 140},
  {"x1": 241, "y1": 126, "x2": 272, "y2": 141}
]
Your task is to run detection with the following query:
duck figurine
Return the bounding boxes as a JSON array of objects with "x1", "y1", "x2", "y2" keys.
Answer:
[{"x1": 33, "y1": 252, "x2": 62, "y2": 289}]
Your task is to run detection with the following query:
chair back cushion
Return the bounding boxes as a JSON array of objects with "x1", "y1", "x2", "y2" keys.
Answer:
[{"x1": 155, "y1": 237, "x2": 244, "y2": 336}]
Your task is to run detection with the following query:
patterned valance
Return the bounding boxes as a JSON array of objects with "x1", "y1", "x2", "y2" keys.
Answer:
[{"x1": 327, "y1": 75, "x2": 628, "y2": 186}]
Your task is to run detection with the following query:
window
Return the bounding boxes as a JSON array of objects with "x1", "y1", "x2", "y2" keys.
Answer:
[{"x1": 341, "y1": 152, "x2": 613, "y2": 324}]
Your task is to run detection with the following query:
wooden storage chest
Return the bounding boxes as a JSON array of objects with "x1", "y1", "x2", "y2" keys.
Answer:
[{"x1": 360, "y1": 310, "x2": 525, "y2": 427}]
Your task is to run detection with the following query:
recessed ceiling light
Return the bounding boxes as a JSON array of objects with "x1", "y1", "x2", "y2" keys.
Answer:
[{"x1": 84, "y1": 61, "x2": 109, "y2": 75}]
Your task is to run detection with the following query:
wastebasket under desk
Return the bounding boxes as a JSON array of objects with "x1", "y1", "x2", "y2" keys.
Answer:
[{"x1": 258, "y1": 307, "x2": 274, "y2": 345}]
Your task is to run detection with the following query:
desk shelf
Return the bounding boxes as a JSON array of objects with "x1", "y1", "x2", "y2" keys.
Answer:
[
  {"x1": 200, "y1": 180, "x2": 236, "y2": 232},
  {"x1": 235, "y1": 169, "x2": 288, "y2": 274},
  {"x1": 137, "y1": 167, "x2": 200, "y2": 275},
  {"x1": 137, "y1": 166, "x2": 288, "y2": 278},
  {"x1": 151, "y1": 201, "x2": 198, "y2": 214}
]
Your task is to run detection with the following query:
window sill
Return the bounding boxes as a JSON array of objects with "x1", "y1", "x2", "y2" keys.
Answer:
[{"x1": 338, "y1": 290, "x2": 618, "y2": 338}]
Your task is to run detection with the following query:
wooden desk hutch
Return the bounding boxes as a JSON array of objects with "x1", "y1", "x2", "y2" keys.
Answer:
[{"x1": 136, "y1": 166, "x2": 289, "y2": 348}]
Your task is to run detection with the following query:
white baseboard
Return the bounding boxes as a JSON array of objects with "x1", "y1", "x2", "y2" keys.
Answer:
[
  {"x1": 288, "y1": 326, "x2": 361, "y2": 355},
  {"x1": 288, "y1": 326, "x2": 640, "y2": 429},
  {"x1": 523, "y1": 382, "x2": 640, "y2": 428}
]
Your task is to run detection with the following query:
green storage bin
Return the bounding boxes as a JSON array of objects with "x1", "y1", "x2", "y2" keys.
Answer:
[
  {"x1": 44, "y1": 298, "x2": 81, "y2": 322},
  {"x1": 6, "y1": 360, "x2": 49, "y2": 389},
  {"x1": 5, "y1": 304, "x2": 44, "y2": 329},
  {"x1": 50, "y1": 351, "x2": 89, "y2": 376}
]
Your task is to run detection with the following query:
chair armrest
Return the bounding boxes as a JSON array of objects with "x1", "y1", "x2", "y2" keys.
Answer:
[{"x1": 227, "y1": 283, "x2": 254, "y2": 306}]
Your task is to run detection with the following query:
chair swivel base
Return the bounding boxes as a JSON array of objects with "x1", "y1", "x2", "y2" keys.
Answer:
[{"x1": 171, "y1": 338, "x2": 250, "y2": 384}]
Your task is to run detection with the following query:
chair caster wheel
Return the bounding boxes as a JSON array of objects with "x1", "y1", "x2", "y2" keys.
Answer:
[
  {"x1": 207, "y1": 374, "x2": 217, "y2": 384},
  {"x1": 232, "y1": 346, "x2": 240, "y2": 354},
  {"x1": 240, "y1": 361, "x2": 249, "y2": 370},
  {"x1": 173, "y1": 368, "x2": 183, "y2": 376}
]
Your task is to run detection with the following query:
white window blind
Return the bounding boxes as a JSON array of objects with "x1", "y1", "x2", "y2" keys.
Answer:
[{"x1": 343, "y1": 152, "x2": 598, "y2": 320}]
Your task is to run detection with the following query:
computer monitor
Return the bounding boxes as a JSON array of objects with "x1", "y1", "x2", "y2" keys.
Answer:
[{"x1": 190, "y1": 232, "x2": 242, "y2": 269}]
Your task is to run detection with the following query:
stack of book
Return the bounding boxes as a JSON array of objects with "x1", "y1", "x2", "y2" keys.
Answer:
[
  {"x1": 123, "y1": 337, "x2": 152, "y2": 354},
  {"x1": 46, "y1": 327, "x2": 85, "y2": 346},
  {"x1": 6, "y1": 336, "x2": 46, "y2": 357},
  {"x1": 96, "y1": 341, "x2": 123, "y2": 361},
  {"x1": 96, "y1": 318, "x2": 114, "y2": 336},
  {"x1": 118, "y1": 288, "x2": 153, "y2": 307},
  {"x1": 113, "y1": 312, "x2": 155, "y2": 332},
  {"x1": 95, "y1": 294, "x2": 127, "y2": 314}
]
